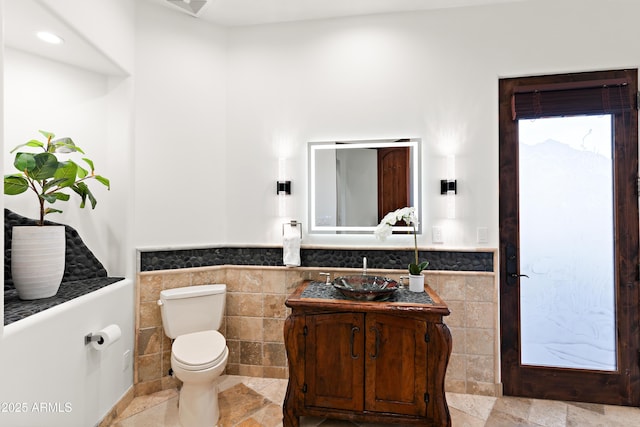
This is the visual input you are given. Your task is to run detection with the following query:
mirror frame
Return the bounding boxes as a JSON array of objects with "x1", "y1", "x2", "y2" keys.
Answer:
[{"x1": 308, "y1": 138, "x2": 421, "y2": 234}]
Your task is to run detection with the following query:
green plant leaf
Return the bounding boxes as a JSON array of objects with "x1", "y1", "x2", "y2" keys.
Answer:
[
  {"x1": 4, "y1": 175, "x2": 29, "y2": 195},
  {"x1": 41, "y1": 191, "x2": 70, "y2": 204},
  {"x1": 54, "y1": 161, "x2": 78, "y2": 187},
  {"x1": 86, "y1": 188, "x2": 97, "y2": 209},
  {"x1": 38, "y1": 130, "x2": 55, "y2": 140},
  {"x1": 42, "y1": 178, "x2": 71, "y2": 192},
  {"x1": 14, "y1": 152, "x2": 36, "y2": 172},
  {"x1": 82, "y1": 157, "x2": 95, "y2": 172},
  {"x1": 76, "y1": 164, "x2": 88, "y2": 179},
  {"x1": 27, "y1": 152, "x2": 59, "y2": 180},
  {"x1": 408, "y1": 260, "x2": 429, "y2": 275},
  {"x1": 10, "y1": 140, "x2": 45, "y2": 154},
  {"x1": 95, "y1": 175, "x2": 110, "y2": 189},
  {"x1": 44, "y1": 207, "x2": 63, "y2": 216},
  {"x1": 51, "y1": 137, "x2": 84, "y2": 154},
  {"x1": 73, "y1": 182, "x2": 97, "y2": 209}
]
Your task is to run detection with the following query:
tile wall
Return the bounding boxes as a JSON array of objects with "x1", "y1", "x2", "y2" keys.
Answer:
[{"x1": 135, "y1": 264, "x2": 499, "y2": 398}]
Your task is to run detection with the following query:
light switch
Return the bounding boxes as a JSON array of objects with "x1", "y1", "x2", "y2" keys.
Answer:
[{"x1": 432, "y1": 226, "x2": 443, "y2": 244}]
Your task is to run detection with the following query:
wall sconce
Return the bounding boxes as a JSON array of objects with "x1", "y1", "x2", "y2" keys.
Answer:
[
  {"x1": 442, "y1": 156, "x2": 457, "y2": 218},
  {"x1": 277, "y1": 180, "x2": 291, "y2": 195},
  {"x1": 440, "y1": 179, "x2": 457, "y2": 195}
]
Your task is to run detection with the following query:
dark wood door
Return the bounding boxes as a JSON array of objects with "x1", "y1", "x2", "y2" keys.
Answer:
[
  {"x1": 378, "y1": 147, "x2": 410, "y2": 221},
  {"x1": 304, "y1": 312, "x2": 364, "y2": 411},
  {"x1": 365, "y1": 314, "x2": 428, "y2": 416},
  {"x1": 499, "y1": 69, "x2": 640, "y2": 406}
]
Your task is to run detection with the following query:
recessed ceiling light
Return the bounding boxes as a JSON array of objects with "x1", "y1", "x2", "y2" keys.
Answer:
[{"x1": 36, "y1": 31, "x2": 64, "y2": 45}]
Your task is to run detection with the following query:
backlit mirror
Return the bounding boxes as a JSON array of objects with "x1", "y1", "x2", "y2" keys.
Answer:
[{"x1": 309, "y1": 138, "x2": 421, "y2": 234}]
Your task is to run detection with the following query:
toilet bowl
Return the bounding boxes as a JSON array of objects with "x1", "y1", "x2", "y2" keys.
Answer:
[
  {"x1": 172, "y1": 331, "x2": 228, "y2": 427},
  {"x1": 158, "y1": 285, "x2": 228, "y2": 427}
]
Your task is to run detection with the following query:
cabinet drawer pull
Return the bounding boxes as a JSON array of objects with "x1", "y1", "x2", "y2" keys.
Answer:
[
  {"x1": 370, "y1": 326, "x2": 380, "y2": 359},
  {"x1": 350, "y1": 326, "x2": 360, "y2": 359}
]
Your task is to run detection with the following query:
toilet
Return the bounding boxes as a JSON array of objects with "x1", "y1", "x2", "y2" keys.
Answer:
[{"x1": 158, "y1": 284, "x2": 229, "y2": 427}]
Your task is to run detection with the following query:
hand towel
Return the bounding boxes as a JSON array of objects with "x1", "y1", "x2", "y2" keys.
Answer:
[{"x1": 283, "y1": 226, "x2": 301, "y2": 267}]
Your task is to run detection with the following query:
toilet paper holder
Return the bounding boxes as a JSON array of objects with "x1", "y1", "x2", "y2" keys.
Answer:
[
  {"x1": 84, "y1": 333, "x2": 104, "y2": 345},
  {"x1": 85, "y1": 324, "x2": 122, "y2": 351}
]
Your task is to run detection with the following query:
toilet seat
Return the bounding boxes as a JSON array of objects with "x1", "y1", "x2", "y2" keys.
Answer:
[{"x1": 172, "y1": 330, "x2": 227, "y2": 371}]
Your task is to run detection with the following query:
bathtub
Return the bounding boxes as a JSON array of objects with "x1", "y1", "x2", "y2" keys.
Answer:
[{"x1": 0, "y1": 278, "x2": 134, "y2": 427}]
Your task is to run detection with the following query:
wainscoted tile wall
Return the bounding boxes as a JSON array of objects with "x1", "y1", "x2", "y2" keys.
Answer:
[
  {"x1": 430, "y1": 272, "x2": 499, "y2": 396},
  {"x1": 135, "y1": 262, "x2": 499, "y2": 398}
]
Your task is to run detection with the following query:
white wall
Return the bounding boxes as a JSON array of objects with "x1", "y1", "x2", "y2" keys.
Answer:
[
  {"x1": 217, "y1": 0, "x2": 640, "y2": 249},
  {"x1": 0, "y1": 279, "x2": 134, "y2": 427},
  {"x1": 134, "y1": 1, "x2": 228, "y2": 248}
]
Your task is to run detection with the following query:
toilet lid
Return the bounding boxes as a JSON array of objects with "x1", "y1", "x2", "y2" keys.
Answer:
[{"x1": 172, "y1": 330, "x2": 227, "y2": 370}]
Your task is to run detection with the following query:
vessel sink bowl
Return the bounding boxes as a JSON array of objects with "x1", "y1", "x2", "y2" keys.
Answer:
[{"x1": 332, "y1": 275, "x2": 399, "y2": 301}]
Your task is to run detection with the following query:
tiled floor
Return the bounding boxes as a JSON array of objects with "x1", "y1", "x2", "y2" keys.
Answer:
[{"x1": 112, "y1": 375, "x2": 640, "y2": 427}]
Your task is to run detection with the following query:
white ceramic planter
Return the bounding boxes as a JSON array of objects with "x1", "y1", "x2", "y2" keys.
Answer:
[
  {"x1": 11, "y1": 225, "x2": 65, "y2": 300},
  {"x1": 408, "y1": 274, "x2": 425, "y2": 293}
]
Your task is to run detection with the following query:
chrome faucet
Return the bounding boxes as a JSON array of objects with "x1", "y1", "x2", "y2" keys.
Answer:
[{"x1": 362, "y1": 257, "x2": 367, "y2": 276}]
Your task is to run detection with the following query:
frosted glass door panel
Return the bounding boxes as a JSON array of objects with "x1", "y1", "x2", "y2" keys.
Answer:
[{"x1": 519, "y1": 115, "x2": 616, "y2": 371}]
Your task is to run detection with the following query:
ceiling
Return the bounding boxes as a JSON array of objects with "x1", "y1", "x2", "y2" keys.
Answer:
[
  {"x1": 3, "y1": 0, "x2": 527, "y2": 77},
  {"x1": 154, "y1": 0, "x2": 526, "y2": 26}
]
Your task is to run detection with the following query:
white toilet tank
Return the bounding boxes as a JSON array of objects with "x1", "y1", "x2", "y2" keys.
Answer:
[{"x1": 159, "y1": 284, "x2": 226, "y2": 338}]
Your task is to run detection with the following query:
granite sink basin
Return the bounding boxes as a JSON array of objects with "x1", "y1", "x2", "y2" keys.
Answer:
[{"x1": 332, "y1": 275, "x2": 399, "y2": 301}]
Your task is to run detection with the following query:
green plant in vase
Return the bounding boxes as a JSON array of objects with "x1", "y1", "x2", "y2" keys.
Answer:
[{"x1": 3, "y1": 130, "x2": 110, "y2": 300}]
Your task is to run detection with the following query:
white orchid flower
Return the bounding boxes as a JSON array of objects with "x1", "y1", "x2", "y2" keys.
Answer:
[
  {"x1": 374, "y1": 222, "x2": 393, "y2": 241},
  {"x1": 374, "y1": 206, "x2": 428, "y2": 275}
]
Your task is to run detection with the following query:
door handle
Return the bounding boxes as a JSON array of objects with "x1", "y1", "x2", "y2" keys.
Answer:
[
  {"x1": 350, "y1": 326, "x2": 360, "y2": 359},
  {"x1": 505, "y1": 243, "x2": 528, "y2": 285},
  {"x1": 507, "y1": 272, "x2": 529, "y2": 285}
]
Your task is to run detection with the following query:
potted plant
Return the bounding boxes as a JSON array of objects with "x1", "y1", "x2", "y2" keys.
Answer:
[
  {"x1": 4, "y1": 130, "x2": 110, "y2": 299},
  {"x1": 374, "y1": 206, "x2": 429, "y2": 292}
]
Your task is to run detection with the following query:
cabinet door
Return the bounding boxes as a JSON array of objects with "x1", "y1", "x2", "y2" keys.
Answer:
[
  {"x1": 365, "y1": 314, "x2": 428, "y2": 416},
  {"x1": 305, "y1": 312, "x2": 365, "y2": 411}
]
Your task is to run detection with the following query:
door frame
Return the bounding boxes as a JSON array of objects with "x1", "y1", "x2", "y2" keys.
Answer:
[{"x1": 498, "y1": 69, "x2": 640, "y2": 406}]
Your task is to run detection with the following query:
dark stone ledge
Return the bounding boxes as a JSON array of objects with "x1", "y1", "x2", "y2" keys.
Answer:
[
  {"x1": 4, "y1": 209, "x2": 117, "y2": 326},
  {"x1": 139, "y1": 247, "x2": 494, "y2": 273},
  {"x1": 4, "y1": 277, "x2": 125, "y2": 326}
]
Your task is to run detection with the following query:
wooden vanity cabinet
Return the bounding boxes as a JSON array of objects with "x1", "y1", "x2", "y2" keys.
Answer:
[{"x1": 283, "y1": 281, "x2": 452, "y2": 427}]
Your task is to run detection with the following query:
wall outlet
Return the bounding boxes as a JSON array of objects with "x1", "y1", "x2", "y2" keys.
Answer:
[
  {"x1": 432, "y1": 226, "x2": 443, "y2": 244},
  {"x1": 477, "y1": 227, "x2": 488, "y2": 244}
]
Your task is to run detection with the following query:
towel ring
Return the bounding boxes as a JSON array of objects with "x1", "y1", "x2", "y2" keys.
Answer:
[{"x1": 282, "y1": 220, "x2": 302, "y2": 239}]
